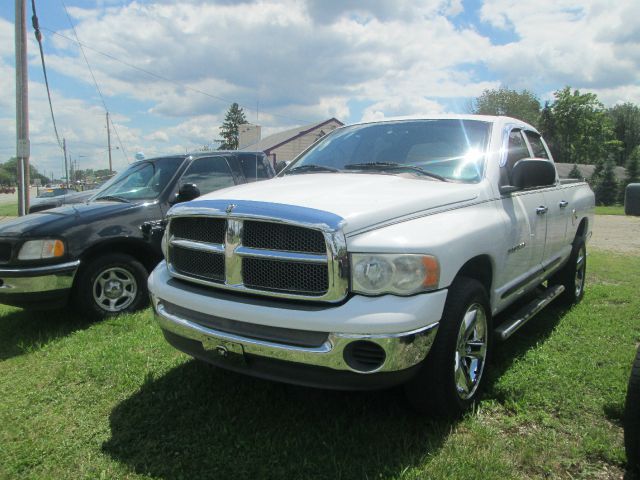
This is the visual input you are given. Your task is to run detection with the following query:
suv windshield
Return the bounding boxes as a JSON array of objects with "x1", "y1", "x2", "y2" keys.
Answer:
[
  {"x1": 283, "y1": 119, "x2": 492, "y2": 183},
  {"x1": 94, "y1": 157, "x2": 184, "y2": 201}
]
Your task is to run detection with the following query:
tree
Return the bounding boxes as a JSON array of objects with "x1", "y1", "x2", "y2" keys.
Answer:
[
  {"x1": 620, "y1": 146, "x2": 640, "y2": 202},
  {"x1": 472, "y1": 87, "x2": 541, "y2": 127},
  {"x1": 609, "y1": 103, "x2": 640, "y2": 166},
  {"x1": 0, "y1": 157, "x2": 49, "y2": 185},
  {"x1": 568, "y1": 163, "x2": 583, "y2": 180},
  {"x1": 218, "y1": 103, "x2": 247, "y2": 150},
  {"x1": 593, "y1": 159, "x2": 618, "y2": 206},
  {"x1": 543, "y1": 87, "x2": 619, "y2": 165}
]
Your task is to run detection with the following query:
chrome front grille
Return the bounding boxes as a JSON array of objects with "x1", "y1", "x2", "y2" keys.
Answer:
[
  {"x1": 170, "y1": 246, "x2": 225, "y2": 282},
  {"x1": 170, "y1": 217, "x2": 225, "y2": 244},
  {"x1": 242, "y1": 220, "x2": 325, "y2": 253},
  {"x1": 165, "y1": 203, "x2": 348, "y2": 302},
  {"x1": 242, "y1": 257, "x2": 329, "y2": 295}
]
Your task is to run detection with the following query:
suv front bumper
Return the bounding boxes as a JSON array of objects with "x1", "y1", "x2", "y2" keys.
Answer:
[{"x1": 0, "y1": 260, "x2": 80, "y2": 309}]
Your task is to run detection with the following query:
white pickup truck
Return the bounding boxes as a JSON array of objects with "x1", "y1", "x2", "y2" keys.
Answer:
[{"x1": 148, "y1": 115, "x2": 594, "y2": 416}]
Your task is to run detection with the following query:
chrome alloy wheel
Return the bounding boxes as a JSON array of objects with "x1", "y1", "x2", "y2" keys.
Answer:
[
  {"x1": 93, "y1": 267, "x2": 137, "y2": 312},
  {"x1": 454, "y1": 303, "x2": 488, "y2": 400},
  {"x1": 575, "y1": 245, "x2": 586, "y2": 298}
]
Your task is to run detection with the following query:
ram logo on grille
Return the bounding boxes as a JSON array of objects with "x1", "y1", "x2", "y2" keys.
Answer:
[{"x1": 166, "y1": 213, "x2": 348, "y2": 302}]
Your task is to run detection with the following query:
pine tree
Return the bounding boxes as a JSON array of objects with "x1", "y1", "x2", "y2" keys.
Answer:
[
  {"x1": 218, "y1": 103, "x2": 247, "y2": 150},
  {"x1": 568, "y1": 163, "x2": 582, "y2": 180},
  {"x1": 594, "y1": 159, "x2": 618, "y2": 206}
]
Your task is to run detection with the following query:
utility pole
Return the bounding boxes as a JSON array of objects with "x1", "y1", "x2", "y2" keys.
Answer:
[
  {"x1": 106, "y1": 111, "x2": 113, "y2": 174},
  {"x1": 15, "y1": 0, "x2": 30, "y2": 216},
  {"x1": 63, "y1": 138, "x2": 69, "y2": 188}
]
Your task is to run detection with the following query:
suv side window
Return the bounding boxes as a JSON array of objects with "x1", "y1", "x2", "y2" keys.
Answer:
[
  {"x1": 180, "y1": 156, "x2": 236, "y2": 195},
  {"x1": 524, "y1": 131, "x2": 549, "y2": 159}
]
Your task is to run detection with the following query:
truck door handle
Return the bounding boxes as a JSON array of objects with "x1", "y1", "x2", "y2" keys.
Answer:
[
  {"x1": 536, "y1": 206, "x2": 548, "y2": 215},
  {"x1": 559, "y1": 200, "x2": 569, "y2": 208}
]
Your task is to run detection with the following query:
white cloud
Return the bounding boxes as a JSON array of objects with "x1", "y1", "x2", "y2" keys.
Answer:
[{"x1": 1, "y1": 0, "x2": 638, "y2": 177}]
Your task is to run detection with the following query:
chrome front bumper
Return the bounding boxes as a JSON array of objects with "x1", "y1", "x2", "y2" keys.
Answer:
[
  {"x1": 152, "y1": 296, "x2": 439, "y2": 375},
  {"x1": 0, "y1": 260, "x2": 80, "y2": 294}
]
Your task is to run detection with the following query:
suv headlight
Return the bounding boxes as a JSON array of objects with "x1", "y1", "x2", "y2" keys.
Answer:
[
  {"x1": 351, "y1": 253, "x2": 439, "y2": 295},
  {"x1": 18, "y1": 239, "x2": 65, "y2": 260}
]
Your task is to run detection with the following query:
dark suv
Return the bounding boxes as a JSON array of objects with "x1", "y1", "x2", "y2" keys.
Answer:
[{"x1": 0, "y1": 151, "x2": 274, "y2": 317}]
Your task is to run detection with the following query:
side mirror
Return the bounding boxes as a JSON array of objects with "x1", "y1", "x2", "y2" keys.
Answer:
[
  {"x1": 174, "y1": 183, "x2": 200, "y2": 204},
  {"x1": 275, "y1": 161, "x2": 288, "y2": 174},
  {"x1": 500, "y1": 158, "x2": 556, "y2": 194}
]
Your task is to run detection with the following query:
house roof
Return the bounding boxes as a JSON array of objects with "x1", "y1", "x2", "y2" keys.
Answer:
[
  {"x1": 240, "y1": 117, "x2": 344, "y2": 154},
  {"x1": 555, "y1": 162, "x2": 626, "y2": 181}
]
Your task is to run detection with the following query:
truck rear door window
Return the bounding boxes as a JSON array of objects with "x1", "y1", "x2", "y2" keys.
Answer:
[
  {"x1": 524, "y1": 131, "x2": 550, "y2": 159},
  {"x1": 181, "y1": 156, "x2": 236, "y2": 195}
]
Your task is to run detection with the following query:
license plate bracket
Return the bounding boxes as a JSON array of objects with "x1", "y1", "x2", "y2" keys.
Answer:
[{"x1": 202, "y1": 338, "x2": 246, "y2": 366}]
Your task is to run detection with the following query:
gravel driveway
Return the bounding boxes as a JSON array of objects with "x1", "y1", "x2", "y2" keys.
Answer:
[{"x1": 590, "y1": 214, "x2": 640, "y2": 255}]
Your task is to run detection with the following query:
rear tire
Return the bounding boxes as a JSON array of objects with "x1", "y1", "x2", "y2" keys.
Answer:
[
  {"x1": 74, "y1": 253, "x2": 148, "y2": 319},
  {"x1": 625, "y1": 347, "x2": 640, "y2": 472},
  {"x1": 405, "y1": 277, "x2": 492, "y2": 417},
  {"x1": 550, "y1": 236, "x2": 586, "y2": 305}
]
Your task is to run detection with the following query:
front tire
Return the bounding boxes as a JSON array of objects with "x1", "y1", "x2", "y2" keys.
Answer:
[
  {"x1": 405, "y1": 277, "x2": 492, "y2": 417},
  {"x1": 74, "y1": 253, "x2": 148, "y2": 318}
]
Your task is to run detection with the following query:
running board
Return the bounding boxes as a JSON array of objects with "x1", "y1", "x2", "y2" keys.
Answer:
[{"x1": 495, "y1": 285, "x2": 565, "y2": 341}]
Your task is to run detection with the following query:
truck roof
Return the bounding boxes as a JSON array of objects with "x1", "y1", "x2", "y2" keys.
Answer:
[{"x1": 347, "y1": 114, "x2": 537, "y2": 132}]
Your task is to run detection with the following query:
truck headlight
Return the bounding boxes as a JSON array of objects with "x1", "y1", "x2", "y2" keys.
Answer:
[
  {"x1": 18, "y1": 239, "x2": 65, "y2": 260},
  {"x1": 351, "y1": 254, "x2": 439, "y2": 295}
]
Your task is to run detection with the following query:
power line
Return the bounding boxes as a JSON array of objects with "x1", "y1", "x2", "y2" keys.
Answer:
[
  {"x1": 59, "y1": 0, "x2": 129, "y2": 163},
  {"x1": 30, "y1": 0, "x2": 63, "y2": 151},
  {"x1": 41, "y1": 27, "x2": 315, "y2": 126}
]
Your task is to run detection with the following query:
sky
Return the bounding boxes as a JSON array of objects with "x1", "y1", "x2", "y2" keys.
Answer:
[{"x1": 0, "y1": 0, "x2": 639, "y2": 179}]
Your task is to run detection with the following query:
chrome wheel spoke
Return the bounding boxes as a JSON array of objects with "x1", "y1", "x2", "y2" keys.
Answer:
[
  {"x1": 454, "y1": 302, "x2": 488, "y2": 400},
  {"x1": 466, "y1": 340, "x2": 486, "y2": 359}
]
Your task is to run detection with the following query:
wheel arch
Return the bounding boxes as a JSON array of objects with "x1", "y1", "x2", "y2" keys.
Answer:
[
  {"x1": 575, "y1": 217, "x2": 588, "y2": 240},
  {"x1": 451, "y1": 254, "x2": 494, "y2": 297},
  {"x1": 77, "y1": 238, "x2": 161, "y2": 275}
]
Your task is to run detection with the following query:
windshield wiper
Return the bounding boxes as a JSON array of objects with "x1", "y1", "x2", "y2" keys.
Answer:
[
  {"x1": 94, "y1": 195, "x2": 131, "y2": 203},
  {"x1": 284, "y1": 164, "x2": 340, "y2": 175},
  {"x1": 343, "y1": 162, "x2": 448, "y2": 182}
]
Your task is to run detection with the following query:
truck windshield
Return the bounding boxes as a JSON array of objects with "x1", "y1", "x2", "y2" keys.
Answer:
[
  {"x1": 284, "y1": 119, "x2": 491, "y2": 183},
  {"x1": 94, "y1": 157, "x2": 184, "y2": 201}
]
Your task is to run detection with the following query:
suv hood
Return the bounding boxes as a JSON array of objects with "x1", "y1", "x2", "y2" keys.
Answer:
[
  {"x1": 191, "y1": 173, "x2": 482, "y2": 234},
  {"x1": 0, "y1": 201, "x2": 141, "y2": 237}
]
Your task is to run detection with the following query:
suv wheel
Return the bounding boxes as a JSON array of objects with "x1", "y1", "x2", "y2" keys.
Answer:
[{"x1": 74, "y1": 253, "x2": 148, "y2": 318}]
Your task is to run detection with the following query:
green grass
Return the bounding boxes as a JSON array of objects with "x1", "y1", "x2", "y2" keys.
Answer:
[
  {"x1": 1, "y1": 251, "x2": 639, "y2": 479},
  {"x1": 595, "y1": 205, "x2": 625, "y2": 215},
  {"x1": 0, "y1": 201, "x2": 18, "y2": 217}
]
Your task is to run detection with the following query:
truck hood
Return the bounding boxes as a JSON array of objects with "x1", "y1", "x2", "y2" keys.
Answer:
[
  {"x1": 193, "y1": 173, "x2": 481, "y2": 234},
  {"x1": 0, "y1": 201, "x2": 143, "y2": 237}
]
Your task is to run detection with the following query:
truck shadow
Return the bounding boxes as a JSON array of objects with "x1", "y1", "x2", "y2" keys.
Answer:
[
  {"x1": 102, "y1": 360, "x2": 453, "y2": 480},
  {"x1": 0, "y1": 307, "x2": 90, "y2": 361},
  {"x1": 102, "y1": 303, "x2": 571, "y2": 479}
]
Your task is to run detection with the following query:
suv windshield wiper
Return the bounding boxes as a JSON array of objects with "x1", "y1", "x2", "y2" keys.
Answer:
[
  {"x1": 94, "y1": 195, "x2": 131, "y2": 203},
  {"x1": 343, "y1": 162, "x2": 448, "y2": 182},
  {"x1": 284, "y1": 164, "x2": 340, "y2": 175}
]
